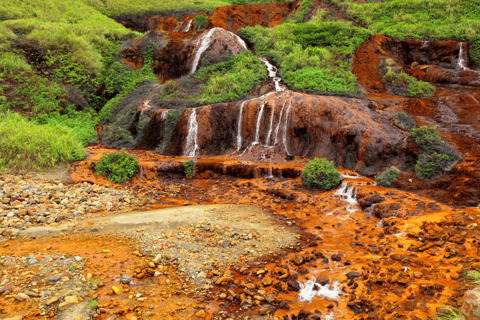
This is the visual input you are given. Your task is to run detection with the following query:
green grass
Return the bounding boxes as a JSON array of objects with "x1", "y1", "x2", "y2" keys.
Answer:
[
  {"x1": 381, "y1": 59, "x2": 435, "y2": 98},
  {"x1": 194, "y1": 51, "x2": 267, "y2": 104},
  {"x1": 433, "y1": 305, "x2": 462, "y2": 320},
  {"x1": 240, "y1": 17, "x2": 372, "y2": 93},
  {"x1": 466, "y1": 270, "x2": 480, "y2": 286},
  {"x1": 95, "y1": 150, "x2": 139, "y2": 183},
  {"x1": 330, "y1": 0, "x2": 480, "y2": 62},
  {"x1": 0, "y1": 112, "x2": 86, "y2": 171}
]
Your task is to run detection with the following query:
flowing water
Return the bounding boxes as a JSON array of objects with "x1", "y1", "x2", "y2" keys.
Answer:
[
  {"x1": 335, "y1": 182, "x2": 359, "y2": 214},
  {"x1": 265, "y1": 101, "x2": 276, "y2": 146},
  {"x1": 457, "y1": 42, "x2": 469, "y2": 71},
  {"x1": 236, "y1": 102, "x2": 245, "y2": 152},
  {"x1": 253, "y1": 101, "x2": 266, "y2": 145},
  {"x1": 273, "y1": 102, "x2": 286, "y2": 147},
  {"x1": 184, "y1": 20, "x2": 192, "y2": 32},
  {"x1": 184, "y1": 109, "x2": 199, "y2": 157},
  {"x1": 282, "y1": 103, "x2": 293, "y2": 154},
  {"x1": 260, "y1": 57, "x2": 285, "y2": 92}
]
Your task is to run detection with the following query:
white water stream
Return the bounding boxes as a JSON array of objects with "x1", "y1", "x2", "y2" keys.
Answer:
[
  {"x1": 335, "y1": 183, "x2": 359, "y2": 214},
  {"x1": 260, "y1": 57, "x2": 285, "y2": 92},
  {"x1": 190, "y1": 28, "x2": 247, "y2": 74},
  {"x1": 184, "y1": 20, "x2": 192, "y2": 32},
  {"x1": 469, "y1": 95, "x2": 480, "y2": 105},
  {"x1": 161, "y1": 110, "x2": 169, "y2": 120},
  {"x1": 282, "y1": 103, "x2": 293, "y2": 154},
  {"x1": 183, "y1": 109, "x2": 199, "y2": 157},
  {"x1": 273, "y1": 102, "x2": 286, "y2": 147},
  {"x1": 253, "y1": 101, "x2": 266, "y2": 145},
  {"x1": 265, "y1": 101, "x2": 276, "y2": 146},
  {"x1": 236, "y1": 102, "x2": 245, "y2": 151},
  {"x1": 457, "y1": 42, "x2": 469, "y2": 71},
  {"x1": 298, "y1": 278, "x2": 342, "y2": 302}
]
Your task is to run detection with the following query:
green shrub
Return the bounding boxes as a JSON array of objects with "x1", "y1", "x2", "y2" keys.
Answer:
[
  {"x1": 415, "y1": 152, "x2": 459, "y2": 180},
  {"x1": 412, "y1": 126, "x2": 443, "y2": 148},
  {"x1": 193, "y1": 15, "x2": 207, "y2": 31},
  {"x1": 287, "y1": 0, "x2": 314, "y2": 24},
  {"x1": 382, "y1": 61, "x2": 435, "y2": 98},
  {"x1": 0, "y1": 112, "x2": 86, "y2": 170},
  {"x1": 375, "y1": 167, "x2": 400, "y2": 187},
  {"x1": 394, "y1": 112, "x2": 415, "y2": 131},
  {"x1": 95, "y1": 150, "x2": 138, "y2": 183},
  {"x1": 194, "y1": 51, "x2": 267, "y2": 104},
  {"x1": 302, "y1": 157, "x2": 341, "y2": 190},
  {"x1": 183, "y1": 160, "x2": 196, "y2": 177},
  {"x1": 470, "y1": 39, "x2": 480, "y2": 64}
]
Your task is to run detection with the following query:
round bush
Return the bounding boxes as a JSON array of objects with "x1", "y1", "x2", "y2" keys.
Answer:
[
  {"x1": 302, "y1": 157, "x2": 341, "y2": 190},
  {"x1": 95, "y1": 150, "x2": 139, "y2": 183},
  {"x1": 415, "y1": 152, "x2": 458, "y2": 180},
  {"x1": 375, "y1": 167, "x2": 400, "y2": 187},
  {"x1": 394, "y1": 112, "x2": 415, "y2": 131},
  {"x1": 412, "y1": 126, "x2": 443, "y2": 149}
]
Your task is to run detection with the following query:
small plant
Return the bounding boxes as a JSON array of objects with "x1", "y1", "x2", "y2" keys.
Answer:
[
  {"x1": 68, "y1": 264, "x2": 77, "y2": 271},
  {"x1": 375, "y1": 167, "x2": 400, "y2": 187},
  {"x1": 415, "y1": 152, "x2": 459, "y2": 180},
  {"x1": 466, "y1": 270, "x2": 480, "y2": 285},
  {"x1": 412, "y1": 126, "x2": 443, "y2": 148},
  {"x1": 183, "y1": 160, "x2": 196, "y2": 177},
  {"x1": 433, "y1": 305, "x2": 462, "y2": 320},
  {"x1": 95, "y1": 150, "x2": 139, "y2": 183},
  {"x1": 193, "y1": 15, "x2": 208, "y2": 31},
  {"x1": 381, "y1": 59, "x2": 435, "y2": 98},
  {"x1": 90, "y1": 299, "x2": 99, "y2": 310},
  {"x1": 394, "y1": 112, "x2": 415, "y2": 131},
  {"x1": 302, "y1": 157, "x2": 341, "y2": 190}
]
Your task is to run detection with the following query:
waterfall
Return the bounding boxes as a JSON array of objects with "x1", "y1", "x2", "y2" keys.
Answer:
[
  {"x1": 469, "y1": 95, "x2": 479, "y2": 105},
  {"x1": 335, "y1": 183, "x2": 359, "y2": 214},
  {"x1": 139, "y1": 98, "x2": 152, "y2": 117},
  {"x1": 190, "y1": 28, "x2": 247, "y2": 74},
  {"x1": 282, "y1": 103, "x2": 293, "y2": 154},
  {"x1": 265, "y1": 101, "x2": 276, "y2": 146},
  {"x1": 161, "y1": 110, "x2": 169, "y2": 120},
  {"x1": 298, "y1": 277, "x2": 342, "y2": 302},
  {"x1": 457, "y1": 42, "x2": 469, "y2": 71},
  {"x1": 184, "y1": 109, "x2": 199, "y2": 157},
  {"x1": 273, "y1": 102, "x2": 286, "y2": 147},
  {"x1": 184, "y1": 20, "x2": 192, "y2": 32},
  {"x1": 260, "y1": 57, "x2": 285, "y2": 92},
  {"x1": 253, "y1": 101, "x2": 266, "y2": 145},
  {"x1": 267, "y1": 167, "x2": 273, "y2": 178},
  {"x1": 236, "y1": 102, "x2": 245, "y2": 151},
  {"x1": 421, "y1": 40, "x2": 428, "y2": 49}
]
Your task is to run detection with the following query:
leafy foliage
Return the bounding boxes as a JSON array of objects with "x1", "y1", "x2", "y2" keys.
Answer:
[
  {"x1": 375, "y1": 167, "x2": 400, "y2": 187},
  {"x1": 433, "y1": 305, "x2": 462, "y2": 320},
  {"x1": 287, "y1": 0, "x2": 314, "y2": 24},
  {"x1": 302, "y1": 157, "x2": 341, "y2": 190},
  {"x1": 412, "y1": 126, "x2": 443, "y2": 148},
  {"x1": 193, "y1": 15, "x2": 208, "y2": 31},
  {"x1": 0, "y1": 112, "x2": 86, "y2": 171},
  {"x1": 394, "y1": 112, "x2": 415, "y2": 131},
  {"x1": 194, "y1": 51, "x2": 267, "y2": 104},
  {"x1": 183, "y1": 160, "x2": 196, "y2": 177},
  {"x1": 412, "y1": 126, "x2": 461, "y2": 180},
  {"x1": 95, "y1": 150, "x2": 138, "y2": 183},
  {"x1": 381, "y1": 59, "x2": 435, "y2": 98},
  {"x1": 240, "y1": 19, "x2": 372, "y2": 93}
]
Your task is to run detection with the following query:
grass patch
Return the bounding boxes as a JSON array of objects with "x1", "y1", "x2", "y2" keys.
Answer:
[
  {"x1": 194, "y1": 51, "x2": 267, "y2": 104},
  {"x1": 95, "y1": 150, "x2": 139, "y2": 183},
  {"x1": 381, "y1": 59, "x2": 435, "y2": 98},
  {"x1": 330, "y1": 0, "x2": 480, "y2": 58},
  {"x1": 375, "y1": 167, "x2": 400, "y2": 187},
  {"x1": 240, "y1": 18, "x2": 372, "y2": 93},
  {"x1": 0, "y1": 112, "x2": 86, "y2": 171}
]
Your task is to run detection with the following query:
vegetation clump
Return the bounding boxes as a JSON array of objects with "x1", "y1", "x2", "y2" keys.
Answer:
[
  {"x1": 412, "y1": 126, "x2": 460, "y2": 180},
  {"x1": 193, "y1": 15, "x2": 208, "y2": 31},
  {"x1": 375, "y1": 167, "x2": 400, "y2": 187},
  {"x1": 381, "y1": 59, "x2": 435, "y2": 98},
  {"x1": 302, "y1": 157, "x2": 341, "y2": 190},
  {"x1": 394, "y1": 112, "x2": 416, "y2": 131},
  {"x1": 95, "y1": 150, "x2": 139, "y2": 183},
  {"x1": 0, "y1": 112, "x2": 86, "y2": 171},
  {"x1": 183, "y1": 160, "x2": 196, "y2": 177}
]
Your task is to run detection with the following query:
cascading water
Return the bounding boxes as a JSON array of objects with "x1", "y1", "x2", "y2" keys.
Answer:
[
  {"x1": 184, "y1": 20, "x2": 192, "y2": 32},
  {"x1": 282, "y1": 103, "x2": 293, "y2": 154},
  {"x1": 253, "y1": 101, "x2": 267, "y2": 145},
  {"x1": 161, "y1": 110, "x2": 169, "y2": 120},
  {"x1": 183, "y1": 109, "x2": 199, "y2": 157},
  {"x1": 469, "y1": 95, "x2": 480, "y2": 105},
  {"x1": 457, "y1": 42, "x2": 469, "y2": 71},
  {"x1": 273, "y1": 102, "x2": 286, "y2": 147},
  {"x1": 236, "y1": 102, "x2": 245, "y2": 152},
  {"x1": 139, "y1": 98, "x2": 152, "y2": 117},
  {"x1": 260, "y1": 57, "x2": 285, "y2": 92},
  {"x1": 335, "y1": 183, "x2": 359, "y2": 214},
  {"x1": 298, "y1": 277, "x2": 342, "y2": 302},
  {"x1": 265, "y1": 101, "x2": 276, "y2": 146},
  {"x1": 190, "y1": 28, "x2": 247, "y2": 74}
]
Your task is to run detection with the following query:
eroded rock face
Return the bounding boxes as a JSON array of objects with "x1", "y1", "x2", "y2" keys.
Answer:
[{"x1": 101, "y1": 90, "x2": 411, "y2": 173}]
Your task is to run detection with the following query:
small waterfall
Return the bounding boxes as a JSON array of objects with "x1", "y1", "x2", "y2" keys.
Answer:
[
  {"x1": 341, "y1": 174, "x2": 360, "y2": 179},
  {"x1": 267, "y1": 167, "x2": 274, "y2": 178},
  {"x1": 253, "y1": 101, "x2": 267, "y2": 145},
  {"x1": 282, "y1": 103, "x2": 293, "y2": 154},
  {"x1": 184, "y1": 20, "x2": 192, "y2": 32},
  {"x1": 469, "y1": 95, "x2": 479, "y2": 105},
  {"x1": 236, "y1": 102, "x2": 245, "y2": 151},
  {"x1": 457, "y1": 42, "x2": 469, "y2": 71},
  {"x1": 190, "y1": 28, "x2": 247, "y2": 74},
  {"x1": 139, "y1": 98, "x2": 152, "y2": 117},
  {"x1": 273, "y1": 102, "x2": 287, "y2": 147},
  {"x1": 421, "y1": 40, "x2": 428, "y2": 49},
  {"x1": 298, "y1": 277, "x2": 342, "y2": 302},
  {"x1": 260, "y1": 57, "x2": 285, "y2": 92},
  {"x1": 190, "y1": 29, "x2": 217, "y2": 74},
  {"x1": 265, "y1": 101, "x2": 276, "y2": 146},
  {"x1": 184, "y1": 109, "x2": 199, "y2": 157},
  {"x1": 335, "y1": 183, "x2": 359, "y2": 213},
  {"x1": 161, "y1": 110, "x2": 169, "y2": 120}
]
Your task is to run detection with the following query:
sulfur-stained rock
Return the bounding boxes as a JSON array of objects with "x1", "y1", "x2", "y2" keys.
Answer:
[{"x1": 461, "y1": 287, "x2": 480, "y2": 320}]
